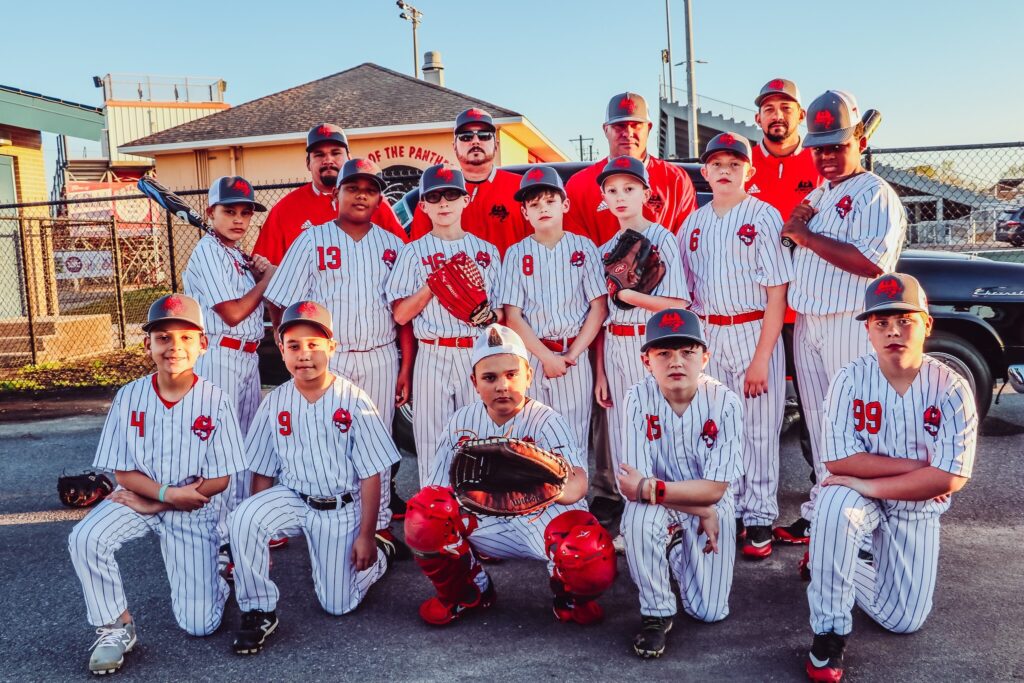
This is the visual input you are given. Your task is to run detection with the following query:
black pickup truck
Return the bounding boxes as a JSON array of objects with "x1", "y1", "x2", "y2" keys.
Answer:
[{"x1": 260, "y1": 161, "x2": 1024, "y2": 447}]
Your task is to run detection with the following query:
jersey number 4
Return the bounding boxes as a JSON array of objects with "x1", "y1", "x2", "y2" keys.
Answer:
[
  {"x1": 130, "y1": 411, "x2": 145, "y2": 438},
  {"x1": 852, "y1": 399, "x2": 882, "y2": 434},
  {"x1": 317, "y1": 246, "x2": 341, "y2": 270}
]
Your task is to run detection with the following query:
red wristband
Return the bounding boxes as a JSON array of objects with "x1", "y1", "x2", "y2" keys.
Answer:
[{"x1": 655, "y1": 479, "x2": 666, "y2": 504}]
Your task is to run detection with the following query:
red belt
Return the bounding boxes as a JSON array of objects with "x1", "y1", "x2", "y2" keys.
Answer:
[
  {"x1": 540, "y1": 336, "x2": 577, "y2": 353},
  {"x1": 701, "y1": 310, "x2": 765, "y2": 326},
  {"x1": 421, "y1": 336, "x2": 475, "y2": 349},
  {"x1": 607, "y1": 324, "x2": 646, "y2": 337},
  {"x1": 220, "y1": 336, "x2": 260, "y2": 353}
]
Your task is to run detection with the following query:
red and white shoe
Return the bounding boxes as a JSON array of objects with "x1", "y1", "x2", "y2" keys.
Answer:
[
  {"x1": 419, "y1": 579, "x2": 497, "y2": 626},
  {"x1": 268, "y1": 536, "x2": 289, "y2": 550},
  {"x1": 773, "y1": 517, "x2": 811, "y2": 545},
  {"x1": 553, "y1": 597, "x2": 605, "y2": 625},
  {"x1": 741, "y1": 525, "x2": 773, "y2": 560}
]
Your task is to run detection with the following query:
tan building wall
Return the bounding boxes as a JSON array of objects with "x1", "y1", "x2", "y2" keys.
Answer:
[{"x1": 105, "y1": 101, "x2": 230, "y2": 166}]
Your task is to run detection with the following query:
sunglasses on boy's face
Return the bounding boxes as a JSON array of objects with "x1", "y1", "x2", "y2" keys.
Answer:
[
  {"x1": 422, "y1": 189, "x2": 465, "y2": 204},
  {"x1": 456, "y1": 131, "x2": 494, "y2": 143}
]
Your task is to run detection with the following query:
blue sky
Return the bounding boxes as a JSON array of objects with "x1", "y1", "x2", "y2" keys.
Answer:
[{"x1": 4, "y1": 0, "x2": 1022, "y2": 163}]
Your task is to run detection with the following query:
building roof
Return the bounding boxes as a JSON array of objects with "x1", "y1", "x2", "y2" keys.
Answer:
[
  {"x1": 0, "y1": 85, "x2": 104, "y2": 140},
  {"x1": 123, "y1": 63, "x2": 520, "y2": 148}
]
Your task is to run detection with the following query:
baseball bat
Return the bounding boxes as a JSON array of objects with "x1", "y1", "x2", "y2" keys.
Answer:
[{"x1": 781, "y1": 109, "x2": 882, "y2": 248}]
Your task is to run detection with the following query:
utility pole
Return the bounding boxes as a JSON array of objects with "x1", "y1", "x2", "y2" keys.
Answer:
[
  {"x1": 664, "y1": 0, "x2": 675, "y2": 103},
  {"x1": 570, "y1": 135, "x2": 594, "y2": 162},
  {"x1": 397, "y1": 2, "x2": 424, "y2": 78},
  {"x1": 683, "y1": 0, "x2": 699, "y2": 157}
]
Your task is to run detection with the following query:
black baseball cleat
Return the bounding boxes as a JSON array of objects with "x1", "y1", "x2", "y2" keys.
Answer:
[
  {"x1": 632, "y1": 615, "x2": 674, "y2": 658},
  {"x1": 389, "y1": 482, "x2": 407, "y2": 520},
  {"x1": 774, "y1": 517, "x2": 811, "y2": 545},
  {"x1": 806, "y1": 631, "x2": 846, "y2": 682},
  {"x1": 233, "y1": 610, "x2": 278, "y2": 655},
  {"x1": 741, "y1": 524, "x2": 774, "y2": 560},
  {"x1": 375, "y1": 529, "x2": 411, "y2": 562},
  {"x1": 736, "y1": 518, "x2": 747, "y2": 544}
]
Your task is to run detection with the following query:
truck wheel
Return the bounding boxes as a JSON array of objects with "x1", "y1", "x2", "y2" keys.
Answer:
[
  {"x1": 925, "y1": 332, "x2": 992, "y2": 421},
  {"x1": 392, "y1": 402, "x2": 417, "y2": 456}
]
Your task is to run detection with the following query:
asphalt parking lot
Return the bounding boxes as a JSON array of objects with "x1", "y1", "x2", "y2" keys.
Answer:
[{"x1": 1, "y1": 390, "x2": 1022, "y2": 682}]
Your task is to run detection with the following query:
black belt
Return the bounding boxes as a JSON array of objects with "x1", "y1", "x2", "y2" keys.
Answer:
[{"x1": 299, "y1": 492, "x2": 354, "y2": 511}]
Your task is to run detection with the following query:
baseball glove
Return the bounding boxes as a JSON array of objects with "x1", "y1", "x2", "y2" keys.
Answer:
[
  {"x1": 426, "y1": 252, "x2": 498, "y2": 327},
  {"x1": 450, "y1": 436, "x2": 571, "y2": 517},
  {"x1": 603, "y1": 229, "x2": 665, "y2": 310},
  {"x1": 58, "y1": 471, "x2": 114, "y2": 508}
]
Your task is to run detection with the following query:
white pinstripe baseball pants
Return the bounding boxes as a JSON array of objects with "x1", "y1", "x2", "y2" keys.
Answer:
[
  {"x1": 229, "y1": 485, "x2": 387, "y2": 616},
  {"x1": 794, "y1": 312, "x2": 871, "y2": 521},
  {"x1": 808, "y1": 485, "x2": 940, "y2": 635},
  {"x1": 68, "y1": 498, "x2": 228, "y2": 635},
  {"x1": 528, "y1": 349, "x2": 592, "y2": 452},
  {"x1": 412, "y1": 343, "x2": 477, "y2": 487},
  {"x1": 705, "y1": 319, "x2": 785, "y2": 526},
  {"x1": 605, "y1": 334, "x2": 647, "y2": 475}
]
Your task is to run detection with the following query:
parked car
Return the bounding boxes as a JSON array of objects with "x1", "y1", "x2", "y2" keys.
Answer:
[
  {"x1": 995, "y1": 206, "x2": 1024, "y2": 247},
  {"x1": 260, "y1": 161, "x2": 1024, "y2": 451}
]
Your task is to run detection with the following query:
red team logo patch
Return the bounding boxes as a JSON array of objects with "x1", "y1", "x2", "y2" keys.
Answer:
[
  {"x1": 570, "y1": 251, "x2": 586, "y2": 267},
  {"x1": 923, "y1": 406, "x2": 942, "y2": 437},
  {"x1": 718, "y1": 133, "x2": 736, "y2": 147},
  {"x1": 700, "y1": 419, "x2": 718, "y2": 448},
  {"x1": 658, "y1": 311, "x2": 685, "y2": 332},
  {"x1": 527, "y1": 168, "x2": 545, "y2": 181},
  {"x1": 875, "y1": 278, "x2": 903, "y2": 299},
  {"x1": 436, "y1": 167, "x2": 454, "y2": 182},
  {"x1": 475, "y1": 251, "x2": 491, "y2": 269},
  {"x1": 465, "y1": 108, "x2": 486, "y2": 120},
  {"x1": 298, "y1": 301, "x2": 319, "y2": 318},
  {"x1": 163, "y1": 295, "x2": 186, "y2": 315},
  {"x1": 618, "y1": 97, "x2": 637, "y2": 114},
  {"x1": 232, "y1": 179, "x2": 250, "y2": 196},
  {"x1": 768, "y1": 78, "x2": 785, "y2": 90},
  {"x1": 835, "y1": 195, "x2": 853, "y2": 218},
  {"x1": 613, "y1": 157, "x2": 632, "y2": 169},
  {"x1": 382, "y1": 248, "x2": 397, "y2": 270},
  {"x1": 317, "y1": 125, "x2": 334, "y2": 138},
  {"x1": 333, "y1": 408, "x2": 352, "y2": 433},
  {"x1": 737, "y1": 223, "x2": 757, "y2": 246},
  {"x1": 191, "y1": 415, "x2": 215, "y2": 441},
  {"x1": 814, "y1": 110, "x2": 836, "y2": 129}
]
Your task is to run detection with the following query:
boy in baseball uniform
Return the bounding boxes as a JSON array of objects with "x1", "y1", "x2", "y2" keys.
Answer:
[
  {"x1": 229, "y1": 301, "x2": 401, "y2": 655},
  {"x1": 775, "y1": 91, "x2": 907, "y2": 555},
  {"x1": 804, "y1": 274, "x2": 976, "y2": 682},
  {"x1": 68, "y1": 294, "x2": 247, "y2": 675},
  {"x1": 679, "y1": 133, "x2": 793, "y2": 560},
  {"x1": 501, "y1": 165, "x2": 608, "y2": 449},
  {"x1": 264, "y1": 159, "x2": 411, "y2": 544},
  {"x1": 386, "y1": 164, "x2": 502, "y2": 485},
  {"x1": 616, "y1": 309, "x2": 743, "y2": 658},
  {"x1": 404, "y1": 324, "x2": 616, "y2": 626}
]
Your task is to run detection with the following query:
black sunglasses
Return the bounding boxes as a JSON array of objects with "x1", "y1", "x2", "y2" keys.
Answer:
[
  {"x1": 422, "y1": 189, "x2": 466, "y2": 203},
  {"x1": 456, "y1": 131, "x2": 494, "y2": 143}
]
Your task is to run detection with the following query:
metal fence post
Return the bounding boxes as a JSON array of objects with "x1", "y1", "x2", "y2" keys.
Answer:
[
  {"x1": 109, "y1": 217, "x2": 127, "y2": 349},
  {"x1": 17, "y1": 218, "x2": 38, "y2": 365},
  {"x1": 864, "y1": 148, "x2": 873, "y2": 172},
  {"x1": 165, "y1": 210, "x2": 179, "y2": 293}
]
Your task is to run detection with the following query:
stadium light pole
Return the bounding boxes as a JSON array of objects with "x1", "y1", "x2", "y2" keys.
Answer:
[{"x1": 397, "y1": 1, "x2": 424, "y2": 79}]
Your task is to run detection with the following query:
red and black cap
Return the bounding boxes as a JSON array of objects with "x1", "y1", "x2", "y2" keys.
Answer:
[
  {"x1": 597, "y1": 155, "x2": 650, "y2": 188},
  {"x1": 514, "y1": 165, "x2": 565, "y2": 202},
  {"x1": 803, "y1": 90, "x2": 861, "y2": 148},
  {"x1": 856, "y1": 273, "x2": 929, "y2": 321},
  {"x1": 605, "y1": 92, "x2": 650, "y2": 125},
  {"x1": 306, "y1": 123, "x2": 349, "y2": 152},
  {"x1": 454, "y1": 108, "x2": 495, "y2": 134},
  {"x1": 641, "y1": 309, "x2": 706, "y2": 352},
  {"x1": 419, "y1": 164, "x2": 467, "y2": 195},
  {"x1": 279, "y1": 300, "x2": 334, "y2": 339},
  {"x1": 142, "y1": 294, "x2": 204, "y2": 333},
  {"x1": 700, "y1": 132, "x2": 753, "y2": 164},
  {"x1": 338, "y1": 158, "x2": 386, "y2": 192},
  {"x1": 755, "y1": 78, "x2": 801, "y2": 107},
  {"x1": 208, "y1": 176, "x2": 267, "y2": 212}
]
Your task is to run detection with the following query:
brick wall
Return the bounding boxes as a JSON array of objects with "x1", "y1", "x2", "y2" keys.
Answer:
[{"x1": 0, "y1": 124, "x2": 48, "y2": 215}]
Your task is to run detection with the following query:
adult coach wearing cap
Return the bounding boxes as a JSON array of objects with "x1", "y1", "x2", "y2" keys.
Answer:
[
  {"x1": 565, "y1": 92, "x2": 697, "y2": 244},
  {"x1": 252, "y1": 124, "x2": 407, "y2": 265},
  {"x1": 409, "y1": 108, "x2": 528, "y2": 256}
]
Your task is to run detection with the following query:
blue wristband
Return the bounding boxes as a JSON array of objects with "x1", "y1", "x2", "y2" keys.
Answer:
[{"x1": 158, "y1": 484, "x2": 169, "y2": 503}]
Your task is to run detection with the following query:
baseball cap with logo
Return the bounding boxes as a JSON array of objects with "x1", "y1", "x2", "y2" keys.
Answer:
[
  {"x1": 455, "y1": 108, "x2": 496, "y2": 134},
  {"x1": 856, "y1": 273, "x2": 930, "y2": 321},
  {"x1": 514, "y1": 165, "x2": 566, "y2": 201},
  {"x1": 306, "y1": 123, "x2": 349, "y2": 152},
  {"x1": 755, "y1": 78, "x2": 801, "y2": 107},
  {"x1": 803, "y1": 90, "x2": 862, "y2": 148},
  {"x1": 641, "y1": 309, "x2": 707, "y2": 352},
  {"x1": 605, "y1": 92, "x2": 650, "y2": 125},
  {"x1": 279, "y1": 300, "x2": 334, "y2": 339},
  {"x1": 338, "y1": 158, "x2": 386, "y2": 192},
  {"x1": 208, "y1": 176, "x2": 267, "y2": 212},
  {"x1": 597, "y1": 155, "x2": 650, "y2": 189},
  {"x1": 471, "y1": 324, "x2": 531, "y2": 368},
  {"x1": 700, "y1": 132, "x2": 753, "y2": 164},
  {"x1": 420, "y1": 164, "x2": 468, "y2": 195},
  {"x1": 142, "y1": 294, "x2": 204, "y2": 333}
]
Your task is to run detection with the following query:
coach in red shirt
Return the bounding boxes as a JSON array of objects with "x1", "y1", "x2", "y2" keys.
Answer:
[
  {"x1": 565, "y1": 92, "x2": 696, "y2": 244},
  {"x1": 408, "y1": 108, "x2": 527, "y2": 256},
  {"x1": 252, "y1": 123, "x2": 407, "y2": 265}
]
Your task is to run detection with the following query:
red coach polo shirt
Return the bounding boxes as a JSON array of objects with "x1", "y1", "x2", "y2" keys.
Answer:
[
  {"x1": 564, "y1": 155, "x2": 697, "y2": 246},
  {"x1": 747, "y1": 141, "x2": 822, "y2": 221},
  {"x1": 252, "y1": 183, "x2": 407, "y2": 265},
  {"x1": 409, "y1": 168, "x2": 528, "y2": 256}
]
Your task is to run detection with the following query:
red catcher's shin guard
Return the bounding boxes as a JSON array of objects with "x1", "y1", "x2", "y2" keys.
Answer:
[{"x1": 414, "y1": 552, "x2": 481, "y2": 606}]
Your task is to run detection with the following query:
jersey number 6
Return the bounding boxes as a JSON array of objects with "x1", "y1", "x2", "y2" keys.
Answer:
[
  {"x1": 852, "y1": 399, "x2": 882, "y2": 434},
  {"x1": 688, "y1": 229, "x2": 700, "y2": 252}
]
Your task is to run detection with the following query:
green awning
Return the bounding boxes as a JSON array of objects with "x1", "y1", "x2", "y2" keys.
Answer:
[{"x1": 0, "y1": 85, "x2": 103, "y2": 140}]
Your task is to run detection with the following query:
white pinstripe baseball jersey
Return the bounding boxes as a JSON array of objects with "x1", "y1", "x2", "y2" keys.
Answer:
[
  {"x1": 788, "y1": 172, "x2": 907, "y2": 315},
  {"x1": 385, "y1": 233, "x2": 501, "y2": 340},
  {"x1": 679, "y1": 197, "x2": 794, "y2": 316},
  {"x1": 499, "y1": 233, "x2": 606, "y2": 338},
  {"x1": 264, "y1": 223, "x2": 405, "y2": 352},
  {"x1": 822, "y1": 353, "x2": 977, "y2": 514},
  {"x1": 245, "y1": 376, "x2": 400, "y2": 497},
  {"x1": 183, "y1": 234, "x2": 263, "y2": 341},
  {"x1": 93, "y1": 374, "x2": 247, "y2": 485},
  {"x1": 600, "y1": 224, "x2": 689, "y2": 325},
  {"x1": 426, "y1": 398, "x2": 586, "y2": 489}
]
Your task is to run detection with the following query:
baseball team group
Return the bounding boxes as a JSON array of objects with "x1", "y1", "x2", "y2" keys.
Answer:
[{"x1": 65, "y1": 79, "x2": 978, "y2": 682}]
